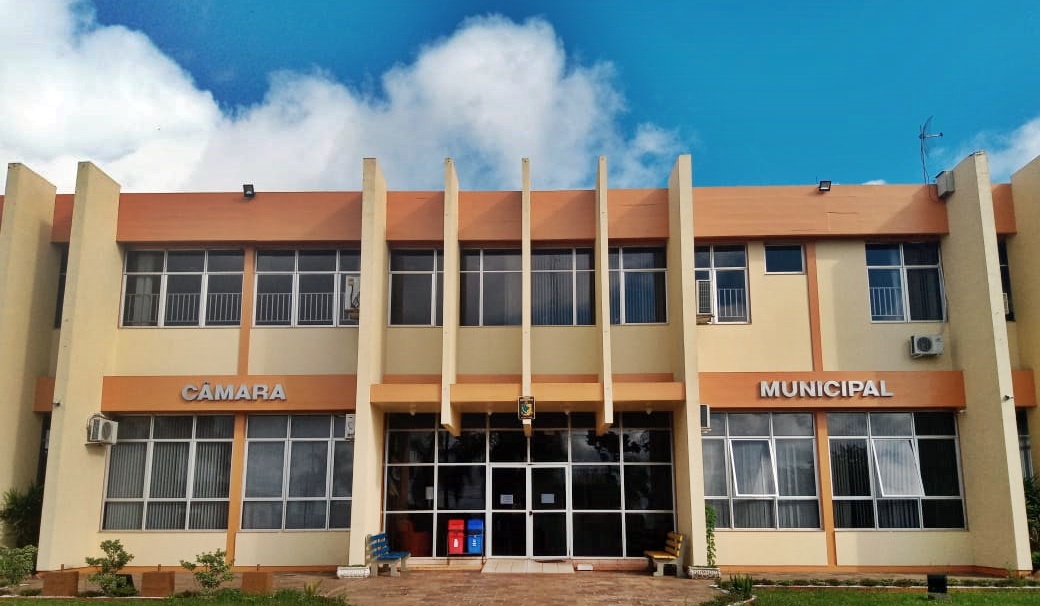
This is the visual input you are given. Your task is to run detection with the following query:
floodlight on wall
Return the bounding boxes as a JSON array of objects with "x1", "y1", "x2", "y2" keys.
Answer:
[
  {"x1": 817, "y1": 180, "x2": 832, "y2": 192},
  {"x1": 243, "y1": 184, "x2": 256, "y2": 199}
]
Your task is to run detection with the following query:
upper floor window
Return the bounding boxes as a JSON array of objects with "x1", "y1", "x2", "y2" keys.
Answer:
[
  {"x1": 1018, "y1": 410, "x2": 1033, "y2": 479},
  {"x1": 102, "y1": 415, "x2": 233, "y2": 530},
  {"x1": 829, "y1": 412, "x2": 964, "y2": 529},
  {"x1": 255, "y1": 250, "x2": 359, "y2": 327},
  {"x1": 54, "y1": 247, "x2": 68, "y2": 328},
  {"x1": 389, "y1": 250, "x2": 442, "y2": 326},
  {"x1": 999, "y1": 240, "x2": 1014, "y2": 321},
  {"x1": 703, "y1": 412, "x2": 819, "y2": 529},
  {"x1": 866, "y1": 242, "x2": 944, "y2": 322},
  {"x1": 461, "y1": 250, "x2": 521, "y2": 326},
  {"x1": 764, "y1": 244, "x2": 804, "y2": 274},
  {"x1": 123, "y1": 250, "x2": 243, "y2": 327},
  {"x1": 242, "y1": 414, "x2": 353, "y2": 530},
  {"x1": 533, "y1": 249, "x2": 594, "y2": 326},
  {"x1": 609, "y1": 247, "x2": 666, "y2": 324},
  {"x1": 695, "y1": 245, "x2": 749, "y2": 323}
]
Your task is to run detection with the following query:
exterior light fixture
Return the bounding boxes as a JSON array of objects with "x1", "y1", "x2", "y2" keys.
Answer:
[
  {"x1": 243, "y1": 184, "x2": 256, "y2": 199},
  {"x1": 817, "y1": 180, "x2": 832, "y2": 192}
]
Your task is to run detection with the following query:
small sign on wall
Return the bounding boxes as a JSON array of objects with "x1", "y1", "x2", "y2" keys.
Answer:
[
  {"x1": 518, "y1": 396, "x2": 535, "y2": 420},
  {"x1": 344, "y1": 414, "x2": 356, "y2": 440}
]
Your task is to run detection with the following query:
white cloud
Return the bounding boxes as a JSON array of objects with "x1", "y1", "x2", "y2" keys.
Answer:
[
  {"x1": 942, "y1": 115, "x2": 1040, "y2": 183},
  {"x1": 862, "y1": 179, "x2": 887, "y2": 185},
  {"x1": 0, "y1": 3, "x2": 680, "y2": 193}
]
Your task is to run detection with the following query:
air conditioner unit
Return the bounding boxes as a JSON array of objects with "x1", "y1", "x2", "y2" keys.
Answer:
[
  {"x1": 910, "y1": 334, "x2": 944, "y2": 358},
  {"x1": 935, "y1": 171, "x2": 955, "y2": 199},
  {"x1": 86, "y1": 415, "x2": 119, "y2": 445},
  {"x1": 343, "y1": 413, "x2": 356, "y2": 441}
]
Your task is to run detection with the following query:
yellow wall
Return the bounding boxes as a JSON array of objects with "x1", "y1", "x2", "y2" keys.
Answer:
[
  {"x1": 38, "y1": 163, "x2": 124, "y2": 570},
  {"x1": 0, "y1": 164, "x2": 57, "y2": 512},
  {"x1": 816, "y1": 240, "x2": 951, "y2": 371},
  {"x1": 457, "y1": 327, "x2": 522, "y2": 375},
  {"x1": 717, "y1": 532, "x2": 828, "y2": 566},
  {"x1": 611, "y1": 325, "x2": 673, "y2": 374},
  {"x1": 835, "y1": 531, "x2": 972, "y2": 567},
  {"x1": 1009, "y1": 156, "x2": 1040, "y2": 471},
  {"x1": 531, "y1": 327, "x2": 599, "y2": 375},
  {"x1": 100, "y1": 533, "x2": 226, "y2": 568},
  {"x1": 249, "y1": 328, "x2": 358, "y2": 375},
  {"x1": 236, "y1": 531, "x2": 349, "y2": 567},
  {"x1": 114, "y1": 329, "x2": 239, "y2": 375},
  {"x1": 385, "y1": 327, "x2": 441, "y2": 374}
]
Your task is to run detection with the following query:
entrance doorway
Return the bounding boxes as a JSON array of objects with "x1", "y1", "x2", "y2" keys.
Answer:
[{"x1": 490, "y1": 466, "x2": 568, "y2": 558}]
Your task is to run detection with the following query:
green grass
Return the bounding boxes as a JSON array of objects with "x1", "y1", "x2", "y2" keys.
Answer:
[{"x1": 754, "y1": 588, "x2": 1040, "y2": 605}]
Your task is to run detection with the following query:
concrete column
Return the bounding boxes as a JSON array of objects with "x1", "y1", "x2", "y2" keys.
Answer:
[
  {"x1": 441, "y1": 159, "x2": 461, "y2": 434},
  {"x1": 0, "y1": 164, "x2": 57, "y2": 520},
  {"x1": 38, "y1": 163, "x2": 122, "y2": 569},
  {"x1": 666, "y1": 155, "x2": 707, "y2": 566},
  {"x1": 348, "y1": 158, "x2": 389, "y2": 564},
  {"x1": 943, "y1": 152, "x2": 1031, "y2": 572},
  {"x1": 521, "y1": 159, "x2": 533, "y2": 436},
  {"x1": 1008, "y1": 155, "x2": 1040, "y2": 471},
  {"x1": 594, "y1": 157, "x2": 614, "y2": 434}
]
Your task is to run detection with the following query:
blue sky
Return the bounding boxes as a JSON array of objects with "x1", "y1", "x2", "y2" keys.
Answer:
[{"x1": 2, "y1": 0, "x2": 1038, "y2": 191}]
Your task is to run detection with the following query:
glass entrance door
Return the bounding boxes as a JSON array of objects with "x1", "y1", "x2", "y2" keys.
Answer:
[{"x1": 489, "y1": 466, "x2": 569, "y2": 557}]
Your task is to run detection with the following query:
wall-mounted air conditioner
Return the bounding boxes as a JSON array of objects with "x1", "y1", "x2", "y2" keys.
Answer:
[
  {"x1": 910, "y1": 334, "x2": 944, "y2": 358},
  {"x1": 935, "y1": 171, "x2": 955, "y2": 199},
  {"x1": 86, "y1": 415, "x2": 119, "y2": 445}
]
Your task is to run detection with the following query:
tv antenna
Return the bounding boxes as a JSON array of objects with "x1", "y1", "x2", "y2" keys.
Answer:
[{"x1": 919, "y1": 116, "x2": 943, "y2": 184}]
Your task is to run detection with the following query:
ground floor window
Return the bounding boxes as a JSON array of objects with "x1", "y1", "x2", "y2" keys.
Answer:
[
  {"x1": 829, "y1": 411, "x2": 964, "y2": 529},
  {"x1": 702, "y1": 412, "x2": 820, "y2": 529},
  {"x1": 103, "y1": 415, "x2": 234, "y2": 530},
  {"x1": 383, "y1": 411, "x2": 674, "y2": 558},
  {"x1": 1017, "y1": 410, "x2": 1033, "y2": 478},
  {"x1": 243, "y1": 415, "x2": 353, "y2": 530}
]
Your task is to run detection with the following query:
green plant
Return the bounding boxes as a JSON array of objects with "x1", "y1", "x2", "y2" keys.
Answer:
[
  {"x1": 0, "y1": 545, "x2": 37, "y2": 588},
  {"x1": 181, "y1": 548, "x2": 235, "y2": 593},
  {"x1": 1025, "y1": 475, "x2": 1040, "y2": 567},
  {"x1": 725, "y1": 574, "x2": 754, "y2": 600},
  {"x1": 704, "y1": 505, "x2": 717, "y2": 568},
  {"x1": 85, "y1": 539, "x2": 136, "y2": 596},
  {"x1": 0, "y1": 484, "x2": 43, "y2": 547},
  {"x1": 302, "y1": 580, "x2": 323, "y2": 597}
]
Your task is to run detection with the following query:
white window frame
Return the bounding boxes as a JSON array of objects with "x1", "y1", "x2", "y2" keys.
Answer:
[
  {"x1": 388, "y1": 249, "x2": 442, "y2": 327},
  {"x1": 866, "y1": 242, "x2": 946, "y2": 323},
  {"x1": 121, "y1": 250, "x2": 243, "y2": 328},
  {"x1": 101, "y1": 415, "x2": 234, "y2": 531},
  {"x1": 695, "y1": 244, "x2": 749, "y2": 323},
  {"x1": 242, "y1": 415, "x2": 353, "y2": 531},
  {"x1": 609, "y1": 246, "x2": 668, "y2": 325},
  {"x1": 461, "y1": 249, "x2": 522, "y2": 326},
  {"x1": 253, "y1": 250, "x2": 359, "y2": 327}
]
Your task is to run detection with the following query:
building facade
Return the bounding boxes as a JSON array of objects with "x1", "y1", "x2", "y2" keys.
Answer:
[{"x1": 0, "y1": 152, "x2": 1037, "y2": 574}]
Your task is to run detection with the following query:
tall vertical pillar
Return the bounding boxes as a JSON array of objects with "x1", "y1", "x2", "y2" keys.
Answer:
[
  {"x1": 594, "y1": 157, "x2": 614, "y2": 434},
  {"x1": 441, "y1": 159, "x2": 461, "y2": 434},
  {"x1": 521, "y1": 159, "x2": 533, "y2": 437}
]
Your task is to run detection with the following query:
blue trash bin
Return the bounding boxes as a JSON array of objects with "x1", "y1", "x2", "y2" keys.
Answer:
[{"x1": 465, "y1": 519, "x2": 484, "y2": 555}]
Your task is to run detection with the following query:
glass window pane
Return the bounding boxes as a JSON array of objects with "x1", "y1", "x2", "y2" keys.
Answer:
[
  {"x1": 713, "y1": 245, "x2": 746, "y2": 268},
  {"x1": 623, "y1": 271, "x2": 666, "y2": 323},
  {"x1": 391, "y1": 250, "x2": 434, "y2": 271},
  {"x1": 866, "y1": 244, "x2": 901, "y2": 266},
  {"x1": 775, "y1": 440, "x2": 816, "y2": 497},
  {"x1": 245, "y1": 442, "x2": 285, "y2": 498},
  {"x1": 256, "y1": 250, "x2": 295, "y2": 272},
  {"x1": 387, "y1": 432, "x2": 435, "y2": 464},
  {"x1": 828, "y1": 413, "x2": 867, "y2": 436},
  {"x1": 166, "y1": 251, "x2": 205, "y2": 272},
  {"x1": 489, "y1": 431, "x2": 525, "y2": 462},
  {"x1": 285, "y1": 501, "x2": 327, "y2": 529},
  {"x1": 438, "y1": 432, "x2": 486, "y2": 463},
  {"x1": 107, "y1": 443, "x2": 146, "y2": 498},
  {"x1": 247, "y1": 415, "x2": 287, "y2": 438},
  {"x1": 575, "y1": 271, "x2": 594, "y2": 325},
  {"x1": 765, "y1": 245, "x2": 804, "y2": 273},
  {"x1": 123, "y1": 275, "x2": 160, "y2": 326},
  {"x1": 103, "y1": 503, "x2": 143, "y2": 530},
  {"x1": 532, "y1": 271, "x2": 573, "y2": 325},
  {"x1": 126, "y1": 250, "x2": 165, "y2": 272},
  {"x1": 165, "y1": 274, "x2": 202, "y2": 326},
  {"x1": 297, "y1": 250, "x2": 336, "y2": 272},
  {"x1": 707, "y1": 499, "x2": 730, "y2": 529},
  {"x1": 834, "y1": 500, "x2": 874, "y2": 528},
  {"x1": 332, "y1": 441, "x2": 354, "y2": 497},
  {"x1": 903, "y1": 242, "x2": 939, "y2": 265},
  {"x1": 778, "y1": 501, "x2": 819, "y2": 529},
  {"x1": 572, "y1": 466, "x2": 621, "y2": 509},
  {"x1": 830, "y1": 439, "x2": 871, "y2": 496},
  {"x1": 575, "y1": 249, "x2": 593, "y2": 270},
  {"x1": 728, "y1": 413, "x2": 770, "y2": 436},
  {"x1": 868, "y1": 268, "x2": 903, "y2": 321},
  {"x1": 391, "y1": 274, "x2": 433, "y2": 325},
  {"x1": 608, "y1": 271, "x2": 621, "y2": 324},
  {"x1": 573, "y1": 513, "x2": 622, "y2": 557},
  {"x1": 624, "y1": 465, "x2": 673, "y2": 510},
  {"x1": 870, "y1": 413, "x2": 913, "y2": 436},
  {"x1": 241, "y1": 501, "x2": 282, "y2": 529},
  {"x1": 918, "y1": 439, "x2": 960, "y2": 496},
  {"x1": 437, "y1": 466, "x2": 485, "y2": 509},
  {"x1": 291, "y1": 415, "x2": 331, "y2": 438},
  {"x1": 702, "y1": 440, "x2": 728, "y2": 496},
  {"x1": 195, "y1": 416, "x2": 234, "y2": 439},
  {"x1": 146, "y1": 502, "x2": 187, "y2": 530},
  {"x1": 624, "y1": 513, "x2": 674, "y2": 557},
  {"x1": 731, "y1": 441, "x2": 776, "y2": 495},
  {"x1": 623, "y1": 248, "x2": 666, "y2": 269},
  {"x1": 117, "y1": 416, "x2": 152, "y2": 440},
  {"x1": 298, "y1": 274, "x2": 335, "y2": 325},
  {"x1": 207, "y1": 250, "x2": 244, "y2": 272},
  {"x1": 255, "y1": 274, "x2": 292, "y2": 325},
  {"x1": 190, "y1": 502, "x2": 229, "y2": 530},
  {"x1": 338, "y1": 250, "x2": 360, "y2": 271},
  {"x1": 877, "y1": 499, "x2": 919, "y2": 528},
  {"x1": 872, "y1": 439, "x2": 924, "y2": 497},
  {"x1": 907, "y1": 268, "x2": 943, "y2": 321},
  {"x1": 694, "y1": 247, "x2": 711, "y2": 268},
  {"x1": 733, "y1": 500, "x2": 774, "y2": 528},
  {"x1": 922, "y1": 499, "x2": 964, "y2": 528},
  {"x1": 330, "y1": 500, "x2": 352, "y2": 529},
  {"x1": 530, "y1": 430, "x2": 567, "y2": 462},
  {"x1": 715, "y1": 270, "x2": 748, "y2": 322},
  {"x1": 482, "y1": 272, "x2": 521, "y2": 326},
  {"x1": 387, "y1": 413, "x2": 436, "y2": 430},
  {"x1": 206, "y1": 275, "x2": 242, "y2": 326},
  {"x1": 193, "y1": 442, "x2": 232, "y2": 498},
  {"x1": 153, "y1": 416, "x2": 193, "y2": 439},
  {"x1": 460, "y1": 250, "x2": 481, "y2": 271},
  {"x1": 533, "y1": 250, "x2": 573, "y2": 271},
  {"x1": 385, "y1": 466, "x2": 435, "y2": 511},
  {"x1": 622, "y1": 430, "x2": 671, "y2": 462},
  {"x1": 914, "y1": 412, "x2": 956, "y2": 436},
  {"x1": 772, "y1": 413, "x2": 814, "y2": 436},
  {"x1": 571, "y1": 430, "x2": 620, "y2": 463},
  {"x1": 288, "y1": 442, "x2": 328, "y2": 498},
  {"x1": 482, "y1": 250, "x2": 521, "y2": 271}
]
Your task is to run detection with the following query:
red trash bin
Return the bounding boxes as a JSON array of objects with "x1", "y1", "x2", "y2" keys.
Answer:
[{"x1": 447, "y1": 519, "x2": 465, "y2": 555}]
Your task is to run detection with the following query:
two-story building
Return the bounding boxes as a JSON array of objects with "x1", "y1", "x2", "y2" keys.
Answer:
[{"x1": 0, "y1": 151, "x2": 1036, "y2": 574}]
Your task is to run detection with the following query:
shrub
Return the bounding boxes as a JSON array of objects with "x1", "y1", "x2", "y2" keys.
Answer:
[
  {"x1": 0, "y1": 545, "x2": 37, "y2": 588},
  {"x1": 0, "y1": 484, "x2": 43, "y2": 548},
  {"x1": 181, "y1": 548, "x2": 234, "y2": 593},
  {"x1": 725, "y1": 574, "x2": 754, "y2": 600},
  {"x1": 85, "y1": 539, "x2": 136, "y2": 596}
]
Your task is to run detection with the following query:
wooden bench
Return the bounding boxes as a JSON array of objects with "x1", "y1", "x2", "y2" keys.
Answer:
[
  {"x1": 366, "y1": 533, "x2": 410, "y2": 577},
  {"x1": 644, "y1": 531, "x2": 686, "y2": 577}
]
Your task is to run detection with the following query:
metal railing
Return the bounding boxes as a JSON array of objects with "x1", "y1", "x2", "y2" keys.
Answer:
[
  {"x1": 123, "y1": 293, "x2": 160, "y2": 326},
  {"x1": 206, "y1": 292, "x2": 241, "y2": 325},
  {"x1": 164, "y1": 292, "x2": 200, "y2": 325},
  {"x1": 716, "y1": 287, "x2": 748, "y2": 322},
  {"x1": 255, "y1": 292, "x2": 292, "y2": 325},
  {"x1": 869, "y1": 286, "x2": 904, "y2": 320},
  {"x1": 298, "y1": 292, "x2": 334, "y2": 324}
]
